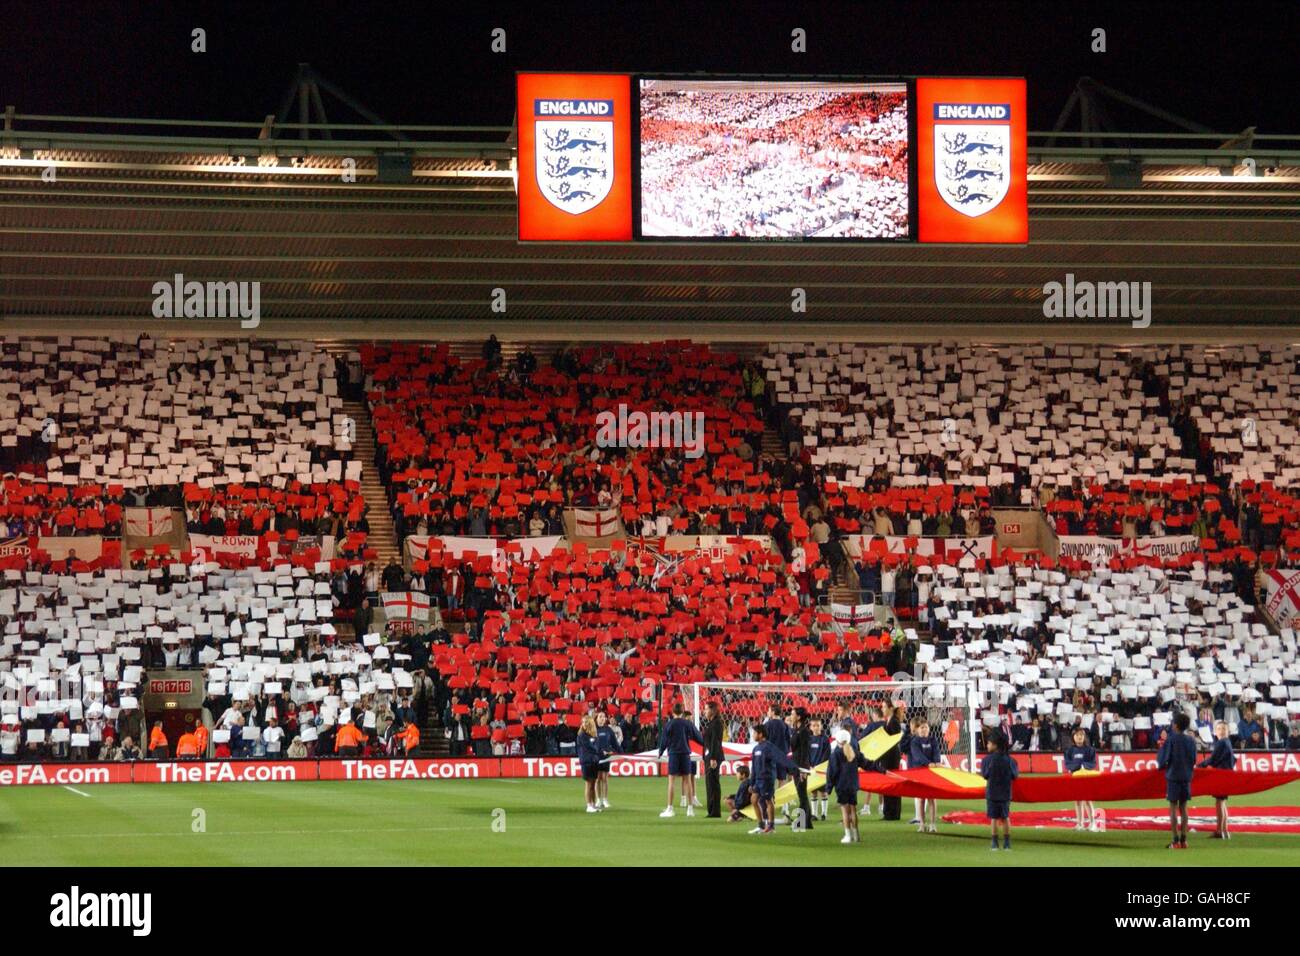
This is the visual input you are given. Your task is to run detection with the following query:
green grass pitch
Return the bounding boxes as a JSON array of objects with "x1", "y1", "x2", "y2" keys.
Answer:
[{"x1": 3, "y1": 779, "x2": 1299, "y2": 866}]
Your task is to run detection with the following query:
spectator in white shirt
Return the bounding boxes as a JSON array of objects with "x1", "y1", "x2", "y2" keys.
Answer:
[
  {"x1": 880, "y1": 567, "x2": 896, "y2": 607},
  {"x1": 263, "y1": 717, "x2": 285, "y2": 758}
]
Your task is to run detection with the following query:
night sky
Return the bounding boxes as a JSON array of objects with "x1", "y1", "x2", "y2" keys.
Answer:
[{"x1": 6, "y1": 1, "x2": 1298, "y2": 135}]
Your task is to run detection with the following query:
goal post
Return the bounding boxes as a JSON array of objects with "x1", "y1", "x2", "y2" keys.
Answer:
[{"x1": 693, "y1": 680, "x2": 978, "y2": 770}]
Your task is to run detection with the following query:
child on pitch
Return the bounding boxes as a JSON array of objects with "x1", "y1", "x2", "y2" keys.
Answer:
[
  {"x1": 748, "y1": 723, "x2": 796, "y2": 835},
  {"x1": 594, "y1": 711, "x2": 617, "y2": 809},
  {"x1": 907, "y1": 716, "x2": 939, "y2": 833},
  {"x1": 1063, "y1": 726, "x2": 1098, "y2": 831},
  {"x1": 1197, "y1": 720, "x2": 1236, "y2": 839},
  {"x1": 857, "y1": 701, "x2": 887, "y2": 817},
  {"x1": 826, "y1": 727, "x2": 870, "y2": 843},
  {"x1": 726, "y1": 765, "x2": 753, "y2": 822},
  {"x1": 1156, "y1": 711, "x2": 1198, "y2": 849},
  {"x1": 657, "y1": 702, "x2": 704, "y2": 818},
  {"x1": 576, "y1": 714, "x2": 604, "y2": 813},
  {"x1": 807, "y1": 716, "x2": 832, "y2": 821},
  {"x1": 682, "y1": 710, "x2": 704, "y2": 810},
  {"x1": 980, "y1": 730, "x2": 1018, "y2": 850}
]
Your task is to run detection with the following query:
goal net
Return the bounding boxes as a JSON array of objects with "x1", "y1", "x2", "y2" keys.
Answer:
[{"x1": 692, "y1": 680, "x2": 977, "y2": 769}]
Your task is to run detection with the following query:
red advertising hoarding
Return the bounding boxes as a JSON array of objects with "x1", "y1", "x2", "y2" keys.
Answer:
[{"x1": 13, "y1": 752, "x2": 1296, "y2": 787}]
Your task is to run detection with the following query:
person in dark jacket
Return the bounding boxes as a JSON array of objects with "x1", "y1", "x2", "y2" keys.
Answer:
[
  {"x1": 725, "y1": 765, "x2": 753, "y2": 822},
  {"x1": 763, "y1": 705, "x2": 791, "y2": 784},
  {"x1": 1063, "y1": 726, "x2": 1098, "y2": 831},
  {"x1": 857, "y1": 703, "x2": 888, "y2": 818},
  {"x1": 807, "y1": 717, "x2": 832, "y2": 821},
  {"x1": 826, "y1": 727, "x2": 871, "y2": 844},
  {"x1": 576, "y1": 714, "x2": 604, "y2": 814},
  {"x1": 352, "y1": 598, "x2": 372, "y2": 639},
  {"x1": 1157, "y1": 711, "x2": 1198, "y2": 849},
  {"x1": 657, "y1": 702, "x2": 703, "y2": 818},
  {"x1": 908, "y1": 716, "x2": 939, "y2": 833},
  {"x1": 879, "y1": 703, "x2": 904, "y2": 821},
  {"x1": 594, "y1": 711, "x2": 618, "y2": 810},
  {"x1": 748, "y1": 723, "x2": 796, "y2": 835},
  {"x1": 1197, "y1": 719, "x2": 1236, "y2": 840},
  {"x1": 980, "y1": 730, "x2": 1019, "y2": 851},
  {"x1": 831, "y1": 703, "x2": 857, "y2": 742},
  {"x1": 788, "y1": 708, "x2": 814, "y2": 831},
  {"x1": 702, "y1": 700, "x2": 725, "y2": 819}
]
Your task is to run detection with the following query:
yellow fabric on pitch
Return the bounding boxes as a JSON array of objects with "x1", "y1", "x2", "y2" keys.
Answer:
[
  {"x1": 1071, "y1": 768, "x2": 1101, "y2": 776},
  {"x1": 858, "y1": 727, "x2": 903, "y2": 761},
  {"x1": 741, "y1": 761, "x2": 828, "y2": 820},
  {"x1": 741, "y1": 729, "x2": 900, "y2": 818},
  {"x1": 929, "y1": 766, "x2": 987, "y2": 791}
]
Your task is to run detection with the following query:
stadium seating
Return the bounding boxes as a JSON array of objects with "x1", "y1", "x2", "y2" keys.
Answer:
[
  {"x1": 430, "y1": 537, "x2": 888, "y2": 756},
  {"x1": 919, "y1": 560, "x2": 1299, "y2": 751},
  {"x1": 764, "y1": 342, "x2": 1191, "y2": 494},
  {"x1": 361, "y1": 341, "x2": 801, "y2": 547},
  {"x1": 0, "y1": 563, "x2": 391, "y2": 759},
  {"x1": 3, "y1": 335, "x2": 1299, "y2": 762}
]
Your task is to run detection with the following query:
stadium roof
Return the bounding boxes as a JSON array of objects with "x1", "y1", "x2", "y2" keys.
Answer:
[{"x1": 3, "y1": 113, "x2": 1299, "y2": 331}]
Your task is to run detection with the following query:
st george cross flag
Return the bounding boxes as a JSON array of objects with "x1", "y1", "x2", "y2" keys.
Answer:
[
  {"x1": 381, "y1": 591, "x2": 430, "y2": 622},
  {"x1": 832, "y1": 603, "x2": 875, "y2": 628},
  {"x1": 1263, "y1": 568, "x2": 1300, "y2": 629},
  {"x1": 125, "y1": 507, "x2": 174, "y2": 537},
  {"x1": 573, "y1": 507, "x2": 621, "y2": 537}
]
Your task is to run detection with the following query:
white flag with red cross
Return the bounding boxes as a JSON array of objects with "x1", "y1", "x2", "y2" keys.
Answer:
[
  {"x1": 381, "y1": 591, "x2": 431, "y2": 622},
  {"x1": 125, "y1": 507, "x2": 174, "y2": 537},
  {"x1": 573, "y1": 507, "x2": 621, "y2": 537}
]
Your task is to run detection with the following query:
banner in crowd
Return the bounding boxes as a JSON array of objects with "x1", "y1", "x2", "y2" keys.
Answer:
[
  {"x1": 0, "y1": 536, "x2": 31, "y2": 559},
  {"x1": 5, "y1": 750, "x2": 1300, "y2": 787},
  {"x1": 405, "y1": 535, "x2": 564, "y2": 564},
  {"x1": 380, "y1": 591, "x2": 431, "y2": 621},
  {"x1": 30, "y1": 536, "x2": 119, "y2": 569},
  {"x1": 124, "y1": 507, "x2": 175, "y2": 538},
  {"x1": 1056, "y1": 534, "x2": 1199, "y2": 564},
  {"x1": 572, "y1": 507, "x2": 621, "y2": 537},
  {"x1": 291, "y1": 533, "x2": 336, "y2": 561},
  {"x1": 1263, "y1": 568, "x2": 1300, "y2": 629},
  {"x1": 188, "y1": 534, "x2": 261, "y2": 560},
  {"x1": 846, "y1": 535, "x2": 996, "y2": 562},
  {"x1": 646, "y1": 534, "x2": 774, "y2": 558},
  {"x1": 831, "y1": 603, "x2": 876, "y2": 628}
]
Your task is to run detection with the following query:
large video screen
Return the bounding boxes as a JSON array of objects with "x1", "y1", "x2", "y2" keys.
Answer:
[{"x1": 637, "y1": 77, "x2": 911, "y2": 240}]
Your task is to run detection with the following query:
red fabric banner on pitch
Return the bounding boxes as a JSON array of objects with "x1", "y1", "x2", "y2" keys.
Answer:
[{"x1": 856, "y1": 767, "x2": 1300, "y2": 802}]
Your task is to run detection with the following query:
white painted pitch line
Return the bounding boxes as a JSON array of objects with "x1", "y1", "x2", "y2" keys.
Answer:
[{"x1": 62, "y1": 785, "x2": 92, "y2": 797}]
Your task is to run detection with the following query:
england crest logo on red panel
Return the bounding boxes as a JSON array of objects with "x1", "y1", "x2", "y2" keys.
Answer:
[
  {"x1": 534, "y1": 99, "x2": 615, "y2": 215},
  {"x1": 933, "y1": 102, "x2": 1012, "y2": 218}
]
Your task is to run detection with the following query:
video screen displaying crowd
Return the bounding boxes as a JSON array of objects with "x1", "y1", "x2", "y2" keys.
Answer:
[{"x1": 639, "y1": 84, "x2": 909, "y2": 239}]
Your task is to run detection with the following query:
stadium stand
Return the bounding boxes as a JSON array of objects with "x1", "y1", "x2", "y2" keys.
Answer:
[
  {"x1": 361, "y1": 341, "x2": 811, "y2": 553},
  {"x1": 3, "y1": 334, "x2": 1299, "y2": 763},
  {"x1": 919, "y1": 561, "x2": 1297, "y2": 752}
]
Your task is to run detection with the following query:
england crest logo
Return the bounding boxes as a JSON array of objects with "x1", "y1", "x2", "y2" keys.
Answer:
[
  {"x1": 534, "y1": 99, "x2": 614, "y2": 215},
  {"x1": 934, "y1": 102, "x2": 1012, "y2": 218}
]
